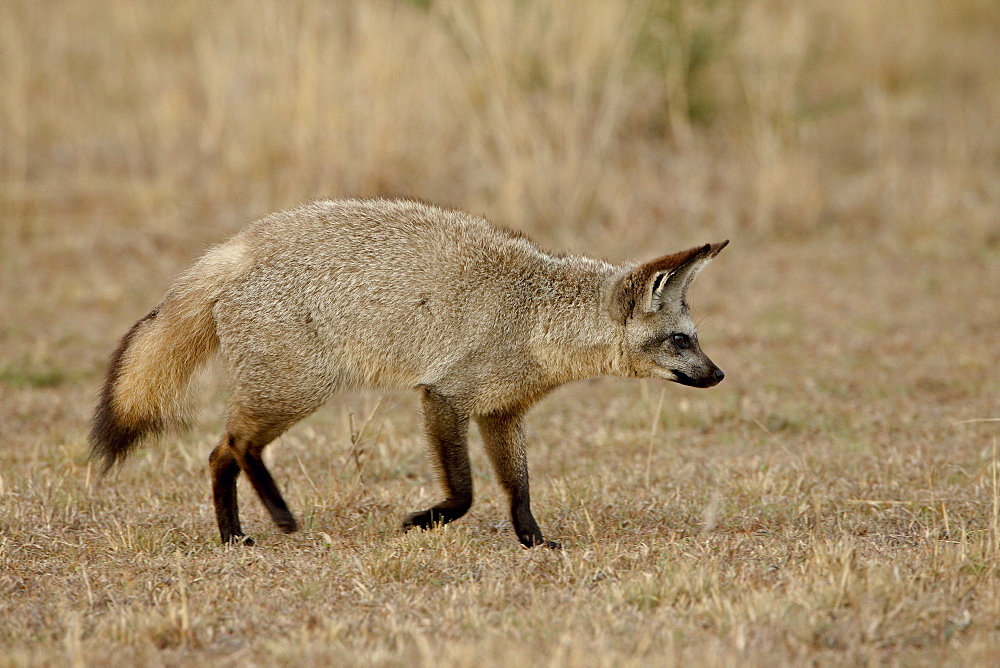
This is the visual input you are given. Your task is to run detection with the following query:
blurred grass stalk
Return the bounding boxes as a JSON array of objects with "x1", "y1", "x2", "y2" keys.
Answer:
[{"x1": 0, "y1": 0, "x2": 997, "y2": 251}]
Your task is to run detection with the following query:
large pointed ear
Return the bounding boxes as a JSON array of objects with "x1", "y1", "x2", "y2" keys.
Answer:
[{"x1": 611, "y1": 240, "x2": 728, "y2": 323}]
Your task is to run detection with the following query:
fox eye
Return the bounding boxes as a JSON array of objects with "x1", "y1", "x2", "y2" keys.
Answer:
[{"x1": 672, "y1": 333, "x2": 691, "y2": 349}]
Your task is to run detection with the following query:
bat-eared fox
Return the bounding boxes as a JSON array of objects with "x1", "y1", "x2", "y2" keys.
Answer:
[{"x1": 91, "y1": 198, "x2": 727, "y2": 548}]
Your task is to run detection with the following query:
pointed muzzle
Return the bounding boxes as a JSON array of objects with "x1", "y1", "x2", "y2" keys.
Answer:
[{"x1": 672, "y1": 363, "x2": 725, "y2": 388}]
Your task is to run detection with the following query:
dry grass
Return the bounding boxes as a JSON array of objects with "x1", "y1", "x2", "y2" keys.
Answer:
[{"x1": 2, "y1": 0, "x2": 999, "y2": 665}]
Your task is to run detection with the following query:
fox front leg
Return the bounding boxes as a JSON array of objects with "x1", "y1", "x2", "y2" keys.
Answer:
[
  {"x1": 403, "y1": 387, "x2": 474, "y2": 531},
  {"x1": 475, "y1": 411, "x2": 559, "y2": 549}
]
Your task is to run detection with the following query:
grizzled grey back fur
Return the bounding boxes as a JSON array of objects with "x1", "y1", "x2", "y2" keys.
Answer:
[{"x1": 215, "y1": 199, "x2": 621, "y2": 421}]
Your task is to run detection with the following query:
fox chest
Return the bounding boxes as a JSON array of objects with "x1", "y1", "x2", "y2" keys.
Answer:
[{"x1": 427, "y1": 349, "x2": 556, "y2": 414}]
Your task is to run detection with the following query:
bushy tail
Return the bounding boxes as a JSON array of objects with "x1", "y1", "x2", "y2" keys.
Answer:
[{"x1": 89, "y1": 246, "x2": 241, "y2": 472}]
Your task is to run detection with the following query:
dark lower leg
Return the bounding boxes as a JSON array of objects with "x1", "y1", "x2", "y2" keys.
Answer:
[
  {"x1": 239, "y1": 447, "x2": 298, "y2": 533},
  {"x1": 476, "y1": 411, "x2": 558, "y2": 549},
  {"x1": 209, "y1": 438, "x2": 250, "y2": 545},
  {"x1": 403, "y1": 388, "x2": 473, "y2": 531},
  {"x1": 226, "y1": 413, "x2": 299, "y2": 535},
  {"x1": 509, "y1": 489, "x2": 554, "y2": 548}
]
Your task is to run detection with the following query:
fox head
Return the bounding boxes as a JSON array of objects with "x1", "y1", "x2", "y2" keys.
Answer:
[{"x1": 610, "y1": 241, "x2": 728, "y2": 387}]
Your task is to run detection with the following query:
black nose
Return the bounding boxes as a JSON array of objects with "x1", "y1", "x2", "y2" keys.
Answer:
[{"x1": 713, "y1": 368, "x2": 725, "y2": 382}]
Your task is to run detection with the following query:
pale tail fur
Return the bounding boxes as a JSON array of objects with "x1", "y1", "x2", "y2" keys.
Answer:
[{"x1": 90, "y1": 243, "x2": 251, "y2": 471}]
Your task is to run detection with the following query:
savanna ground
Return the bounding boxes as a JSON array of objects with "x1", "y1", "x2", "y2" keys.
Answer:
[{"x1": 1, "y1": 1, "x2": 999, "y2": 665}]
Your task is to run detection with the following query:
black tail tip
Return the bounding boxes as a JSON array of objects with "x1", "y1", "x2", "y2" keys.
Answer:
[
  {"x1": 90, "y1": 307, "x2": 165, "y2": 473},
  {"x1": 88, "y1": 401, "x2": 157, "y2": 474}
]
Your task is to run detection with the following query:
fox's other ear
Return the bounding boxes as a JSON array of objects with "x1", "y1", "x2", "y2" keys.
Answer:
[{"x1": 611, "y1": 240, "x2": 728, "y2": 322}]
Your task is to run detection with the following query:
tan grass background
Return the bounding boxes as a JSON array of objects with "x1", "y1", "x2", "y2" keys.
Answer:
[{"x1": 1, "y1": 0, "x2": 999, "y2": 665}]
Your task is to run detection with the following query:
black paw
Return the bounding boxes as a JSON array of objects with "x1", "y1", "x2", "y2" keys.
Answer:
[
  {"x1": 275, "y1": 512, "x2": 299, "y2": 534},
  {"x1": 518, "y1": 533, "x2": 560, "y2": 549},
  {"x1": 402, "y1": 509, "x2": 444, "y2": 531},
  {"x1": 222, "y1": 534, "x2": 255, "y2": 547}
]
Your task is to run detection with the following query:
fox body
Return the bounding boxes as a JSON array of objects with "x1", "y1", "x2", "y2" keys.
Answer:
[{"x1": 91, "y1": 198, "x2": 727, "y2": 547}]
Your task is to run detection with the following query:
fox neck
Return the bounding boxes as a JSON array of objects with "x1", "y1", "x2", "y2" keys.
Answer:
[{"x1": 528, "y1": 260, "x2": 625, "y2": 385}]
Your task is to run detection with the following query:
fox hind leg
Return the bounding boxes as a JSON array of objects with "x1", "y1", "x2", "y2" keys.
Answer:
[
  {"x1": 403, "y1": 387, "x2": 473, "y2": 531},
  {"x1": 209, "y1": 414, "x2": 299, "y2": 544},
  {"x1": 209, "y1": 435, "x2": 252, "y2": 545},
  {"x1": 233, "y1": 431, "x2": 298, "y2": 534}
]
